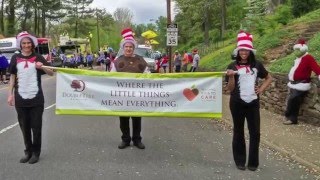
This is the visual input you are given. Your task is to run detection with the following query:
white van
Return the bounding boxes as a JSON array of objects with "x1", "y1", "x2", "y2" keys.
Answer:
[{"x1": 0, "y1": 37, "x2": 18, "y2": 64}]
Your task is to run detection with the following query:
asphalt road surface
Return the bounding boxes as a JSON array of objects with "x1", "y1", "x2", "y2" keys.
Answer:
[{"x1": 0, "y1": 75, "x2": 318, "y2": 180}]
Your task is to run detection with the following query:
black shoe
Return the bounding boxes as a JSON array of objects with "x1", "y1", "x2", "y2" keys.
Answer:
[
  {"x1": 19, "y1": 153, "x2": 32, "y2": 163},
  {"x1": 236, "y1": 165, "x2": 246, "y2": 170},
  {"x1": 247, "y1": 166, "x2": 258, "y2": 171},
  {"x1": 118, "y1": 142, "x2": 130, "y2": 149},
  {"x1": 28, "y1": 154, "x2": 39, "y2": 164},
  {"x1": 133, "y1": 142, "x2": 145, "y2": 149}
]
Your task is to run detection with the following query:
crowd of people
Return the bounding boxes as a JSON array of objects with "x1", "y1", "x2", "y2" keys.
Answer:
[
  {"x1": 154, "y1": 48, "x2": 200, "y2": 73},
  {"x1": 56, "y1": 49, "x2": 116, "y2": 71}
]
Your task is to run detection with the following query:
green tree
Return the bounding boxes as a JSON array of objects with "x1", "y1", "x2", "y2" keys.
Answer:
[
  {"x1": 7, "y1": 0, "x2": 15, "y2": 36},
  {"x1": 291, "y1": 0, "x2": 320, "y2": 17},
  {"x1": 63, "y1": 0, "x2": 94, "y2": 38},
  {"x1": 0, "y1": 0, "x2": 5, "y2": 33}
]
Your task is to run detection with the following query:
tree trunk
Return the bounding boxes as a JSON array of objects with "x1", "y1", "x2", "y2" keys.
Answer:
[
  {"x1": 220, "y1": 0, "x2": 226, "y2": 41},
  {"x1": 37, "y1": 12, "x2": 40, "y2": 36},
  {"x1": 75, "y1": 3, "x2": 78, "y2": 38},
  {"x1": 41, "y1": 10, "x2": 46, "y2": 37},
  {"x1": 204, "y1": 6, "x2": 209, "y2": 46},
  {"x1": 0, "y1": 0, "x2": 5, "y2": 34},
  {"x1": 7, "y1": 0, "x2": 15, "y2": 36},
  {"x1": 34, "y1": 8, "x2": 38, "y2": 35},
  {"x1": 75, "y1": 19, "x2": 78, "y2": 38},
  {"x1": 21, "y1": 4, "x2": 30, "y2": 31}
]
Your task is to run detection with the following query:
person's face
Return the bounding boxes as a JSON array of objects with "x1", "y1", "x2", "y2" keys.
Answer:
[
  {"x1": 293, "y1": 49, "x2": 305, "y2": 57},
  {"x1": 239, "y1": 49, "x2": 250, "y2": 61},
  {"x1": 21, "y1": 38, "x2": 33, "y2": 53},
  {"x1": 123, "y1": 43, "x2": 134, "y2": 56}
]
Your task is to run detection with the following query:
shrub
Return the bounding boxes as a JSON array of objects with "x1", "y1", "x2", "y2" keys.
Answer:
[{"x1": 273, "y1": 5, "x2": 294, "y2": 25}]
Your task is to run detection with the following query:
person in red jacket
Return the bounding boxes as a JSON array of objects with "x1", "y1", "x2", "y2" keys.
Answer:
[
  {"x1": 283, "y1": 39, "x2": 320, "y2": 125},
  {"x1": 160, "y1": 54, "x2": 169, "y2": 73}
]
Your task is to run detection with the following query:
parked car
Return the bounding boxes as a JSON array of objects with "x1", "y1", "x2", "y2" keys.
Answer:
[{"x1": 115, "y1": 45, "x2": 156, "y2": 73}]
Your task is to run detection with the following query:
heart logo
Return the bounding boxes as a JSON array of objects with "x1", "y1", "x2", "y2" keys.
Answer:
[{"x1": 183, "y1": 85, "x2": 199, "y2": 101}]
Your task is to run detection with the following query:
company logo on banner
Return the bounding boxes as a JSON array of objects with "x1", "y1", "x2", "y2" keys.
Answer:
[
  {"x1": 183, "y1": 85, "x2": 199, "y2": 101},
  {"x1": 71, "y1": 80, "x2": 86, "y2": 92},
  {"x1": 61, "y1": 79, "x2": 94, "y2": 101},
  {"x1": 55, "y1": 69, "x2": 223, "y2": 118}
]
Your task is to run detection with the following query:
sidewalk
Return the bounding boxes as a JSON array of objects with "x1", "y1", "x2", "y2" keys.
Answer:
[{"x1": 221, "y1": 95, "x2": 320, "y2": 173}]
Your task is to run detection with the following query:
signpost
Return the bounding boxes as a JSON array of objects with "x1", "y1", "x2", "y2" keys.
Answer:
[{"x1": 166, "y1": 24, "x2": 178, "y2": 46}]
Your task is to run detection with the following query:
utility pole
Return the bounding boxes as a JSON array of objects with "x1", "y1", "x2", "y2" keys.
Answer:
[
  {"x1": 167, "y1": 0, "x2": 172, "y2": 73},
  {"x1": 96, "y1": 9, "x2": 100, "y2": 51}
]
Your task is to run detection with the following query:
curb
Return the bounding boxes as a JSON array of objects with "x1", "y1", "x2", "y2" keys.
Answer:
[{"x1": 220, "y1": 119, "x2": 320, "y2": 174}]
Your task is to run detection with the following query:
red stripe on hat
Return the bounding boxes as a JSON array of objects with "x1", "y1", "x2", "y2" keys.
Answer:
[{"x1": 238, "y1": 36, "x2": 252, "y2": 41}]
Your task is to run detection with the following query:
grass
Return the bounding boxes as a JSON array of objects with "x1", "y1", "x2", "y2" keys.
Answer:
[
  {"x1": 269, "y1": 32, "x2": 320, "y2": 73},
  {"x1": 200, "y1": 9, "x2": 320, "y2": 73},
  {"x1": 199, "y1": 44, "x2": 235, "y2": 72},
  {"x1": 290, "y1": 9, "x2": 320, "y2": 24}
]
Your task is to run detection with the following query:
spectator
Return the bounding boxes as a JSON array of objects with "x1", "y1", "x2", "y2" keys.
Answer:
[
  {"x1": 283, "y1": 39, "x2": 320, "y2": 125},
  {"x1": 189, "y1": 49, "x2": 200, "y2": 72},
  {"x1": 0, "y1": 51, "x2": 9, "y2": 84},
  {"x1": 160, "y1": 53, "x2": 169, "y2": 73},
  {"x1": 182, "y1": 50, "x2": 189, "y2": 72},
  {"x1": 86, "y1": 52, "x2": 94, "y2": 69},
  {"x1": 173, "y1": 50, "x2": 182, "y2": 72}
]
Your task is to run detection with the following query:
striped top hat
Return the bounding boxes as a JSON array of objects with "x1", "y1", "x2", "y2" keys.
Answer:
[
  {"x1": 16, "y1": 31, "x2": 38, "y2": 49},
  {"x1": 235, "y1": 30, "x2": 256, "y2": 54},
  {"x1": 120, "y1": 28, "x2": 137, "y2": 48}
]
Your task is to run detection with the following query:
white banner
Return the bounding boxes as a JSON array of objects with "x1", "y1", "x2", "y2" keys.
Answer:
[{"x1": 55, "y1": 69, "x2": 223, "y2": 118}]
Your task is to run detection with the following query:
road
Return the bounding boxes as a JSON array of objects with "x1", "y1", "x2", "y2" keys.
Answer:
[{"x1": 0, "y1": 75, "x2": 317, "y2": 180}]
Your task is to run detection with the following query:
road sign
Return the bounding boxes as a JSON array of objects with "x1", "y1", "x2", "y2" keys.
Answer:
[{"x1": 167, "y1": 24, "x2": 178, "y2": 46}]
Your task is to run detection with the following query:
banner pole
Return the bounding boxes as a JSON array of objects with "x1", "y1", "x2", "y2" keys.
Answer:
[{"x1": 42, "y1": 66, "x2": 60, "y2": 70}]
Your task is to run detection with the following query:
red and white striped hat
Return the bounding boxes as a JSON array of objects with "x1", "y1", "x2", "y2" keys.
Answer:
[
  {"x1": 293, "y1": 38, "x2": 308, "y2": 52},
  {"x1": 16, "y1": 31, "x2": 38, "y2": 49},
  {"x1": 235, "y1": 30, "x2": 255, "y2": 53},
  {"x1": 120, "y1": 28, "x2": 137, "y2": 48}
]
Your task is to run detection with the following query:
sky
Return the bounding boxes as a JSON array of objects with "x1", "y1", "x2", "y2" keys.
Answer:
[{"x1": 91, "y1": 0, "x2": 175, "y2": 24}]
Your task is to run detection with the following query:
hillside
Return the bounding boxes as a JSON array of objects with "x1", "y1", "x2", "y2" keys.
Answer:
[{"x1": 200, "y1": 9, "x2": 320, "y2": 73}]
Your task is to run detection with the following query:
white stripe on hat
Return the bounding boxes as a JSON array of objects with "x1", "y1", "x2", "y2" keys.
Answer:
[
  {"x1": 122, "y1": 31, "x2": 133, "y2": 38},
  {"x1": 237, "y1": 40, "x2": 253, "y2": 47}
]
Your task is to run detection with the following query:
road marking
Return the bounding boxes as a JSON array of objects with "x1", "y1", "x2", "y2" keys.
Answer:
[
  {"x1": 0, "y1": 103, "x2": 55, "y2": 135},
  {"x1": 45, "y1": 103, "x2": 56, "y2": 110},
  {"x1": 0, "y1": 122, "x2": 18, "y2": 134}
]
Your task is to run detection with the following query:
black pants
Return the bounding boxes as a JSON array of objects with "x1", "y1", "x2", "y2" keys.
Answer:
[
  {"x1": 16, "y1": 105, "x2": 44, "y2": 156},
  {"x1": 119, "y1": 116, "x2": 142, "y2": 143},
  {"x1": 285, "y1": 88, "x2": 307, "y2": 124},
  {"x1": 105, "y1": 63, "x2": 111, "y2": 71},
  {"x1": 230, "y1": 99, "x2": 260, "y2": 168},
  {"x1": 175, "y1": 65, "x2": 181, "y2": 72}
]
